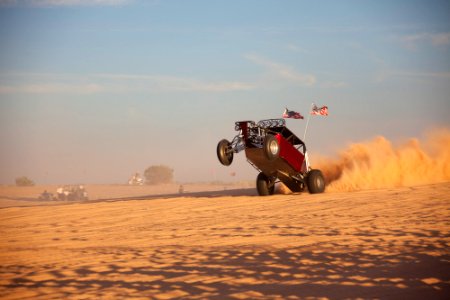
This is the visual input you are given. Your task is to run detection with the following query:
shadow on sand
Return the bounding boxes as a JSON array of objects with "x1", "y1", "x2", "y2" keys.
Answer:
[{"x1": 2, "y1": 243, "x2": 449, "y2": 299}]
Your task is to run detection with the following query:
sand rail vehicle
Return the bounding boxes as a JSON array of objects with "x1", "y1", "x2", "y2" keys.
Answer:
[{"x1": 217, "y1": 119, "x2": 325, "y2": 196}]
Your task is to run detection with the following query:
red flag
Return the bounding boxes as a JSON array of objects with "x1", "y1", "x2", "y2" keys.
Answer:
[
  {"x1": 282, "y1": 108, "x2": 304, "y2": 119},
  {"x1": 311, "y1": 104, "x2": 328, "y2": 116}
]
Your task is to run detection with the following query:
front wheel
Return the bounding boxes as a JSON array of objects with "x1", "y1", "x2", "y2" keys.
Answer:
[
  {"x1": 217, "y1": 139, "x2": 233, "y2": 166},
  {"x1": 306, "y1": 169, "x2": 325, "y2": 194},
  {"x1": 256, "y1": 172, "x2": 275, "y2": 196}
]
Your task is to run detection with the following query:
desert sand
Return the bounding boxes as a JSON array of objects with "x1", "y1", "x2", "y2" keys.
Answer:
[{"x1": 0, "y1": 182, "x2": 449, "y2": 299}]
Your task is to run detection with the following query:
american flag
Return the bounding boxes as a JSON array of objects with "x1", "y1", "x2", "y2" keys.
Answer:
[
  {"x1": 311, "y1": 104, "x2": 328, "y2": 116},
  {"x1": 282, "y1": 108, "x2": 304, "y2": 119}
]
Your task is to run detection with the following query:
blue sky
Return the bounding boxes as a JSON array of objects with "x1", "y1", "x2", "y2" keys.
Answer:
[{"x1": 0, "y1": 0, "x2": 449, "y2": 184}]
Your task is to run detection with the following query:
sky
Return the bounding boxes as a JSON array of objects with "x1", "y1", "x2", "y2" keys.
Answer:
[{"x1": 0, "y1": 0, "x2": 449, "y2": 185}]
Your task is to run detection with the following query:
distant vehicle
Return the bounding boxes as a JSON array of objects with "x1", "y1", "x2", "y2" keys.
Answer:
[
  {"x1": 55, "y1": 185, "x2": 88, "y2": 201},
  {"x1": 217, "y1": 119, "x2": 325, "y2": 196},
  {"x1": 128, "y1": 173, "x2": 144, "y2": 186}
]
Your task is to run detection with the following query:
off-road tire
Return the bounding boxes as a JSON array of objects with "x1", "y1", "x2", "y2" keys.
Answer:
[
  {"x1": 217, "y1": 139, "x2": 233, "y2": 166},
  {"x1": 306, "y1": 169, "x2": 325, "y2": 194},
  {"x1": 256, "y1": 172, "x2": 275, "y2": 196},
  {"x1": 263, "y1": 134, "x2": 280, "y2": 161}
]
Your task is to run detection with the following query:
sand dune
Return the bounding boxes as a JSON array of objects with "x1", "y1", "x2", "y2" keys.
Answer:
[{"x1": 0, "y1": 183, "x2": 449, "y2": 299}]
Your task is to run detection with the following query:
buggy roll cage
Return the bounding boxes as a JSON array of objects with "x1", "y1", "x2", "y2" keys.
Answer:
[{"x1": 229, "y1": 118, "x2": 307, "y2": 155}]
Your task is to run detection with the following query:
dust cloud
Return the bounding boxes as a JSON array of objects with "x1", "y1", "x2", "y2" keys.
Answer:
[{"x1": 315, "y1": 128, "x2": 450, "y2": 192}]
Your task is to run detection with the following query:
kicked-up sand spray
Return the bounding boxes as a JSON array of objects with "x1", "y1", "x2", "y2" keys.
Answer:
[{"x1": 315, "y1": 128, "x2": 450, "y2": 192}]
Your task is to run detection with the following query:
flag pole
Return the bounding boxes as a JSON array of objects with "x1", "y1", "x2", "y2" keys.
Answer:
[
  {"x1": 303, "y1": 103, "x2": 313, "y2": 172},
  {"x1": 303, "y1": 103, "x2": 313, "y2": 141}
]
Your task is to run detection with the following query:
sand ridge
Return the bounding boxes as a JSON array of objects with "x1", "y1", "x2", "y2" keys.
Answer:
[{"x1": 0, "y1": 183, "x2": 449, "y2": 299}]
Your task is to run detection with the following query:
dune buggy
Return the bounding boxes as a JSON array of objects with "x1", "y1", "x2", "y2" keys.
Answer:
[{"x1": 217, "y1": 119, "x2": 325, "y2": 196}]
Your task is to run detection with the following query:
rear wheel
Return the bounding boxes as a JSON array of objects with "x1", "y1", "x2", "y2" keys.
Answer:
[
  {"x1": 256, "y1": 172, "x2": 275, "y2": 196},
  {"x1": 306, "y1": 169, "x2": 325, "y2": 194},
  {"x1": 264, "y1": 134, "x2": 280, "y2": 161},
  {"x1": 217, "y1": 139, "x2": 233, "y2": 166}
]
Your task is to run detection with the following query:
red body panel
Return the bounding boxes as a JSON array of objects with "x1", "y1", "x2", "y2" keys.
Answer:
[{"x1": 276, "y1": 134, "x2": 304, "y2": 172}]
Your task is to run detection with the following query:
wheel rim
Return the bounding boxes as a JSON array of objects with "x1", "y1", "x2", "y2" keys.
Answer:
[
  {"x1": 223, "y1": 145, "x2": 231, "y2": 159},
  {"x1": 269, "y1": 140, "x2": 279, "y2": 155},
  {"x1": 226, "y1": 149, "x2": 232, "y2": 160},
  {"x1": 217, "y1": 140, "x2": 233, "y2": 166}
]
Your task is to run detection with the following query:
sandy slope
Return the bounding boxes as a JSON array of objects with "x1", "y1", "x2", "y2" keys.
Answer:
[{"x1": 0, "y1": 183, "x2": 449, "y2": 299}]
